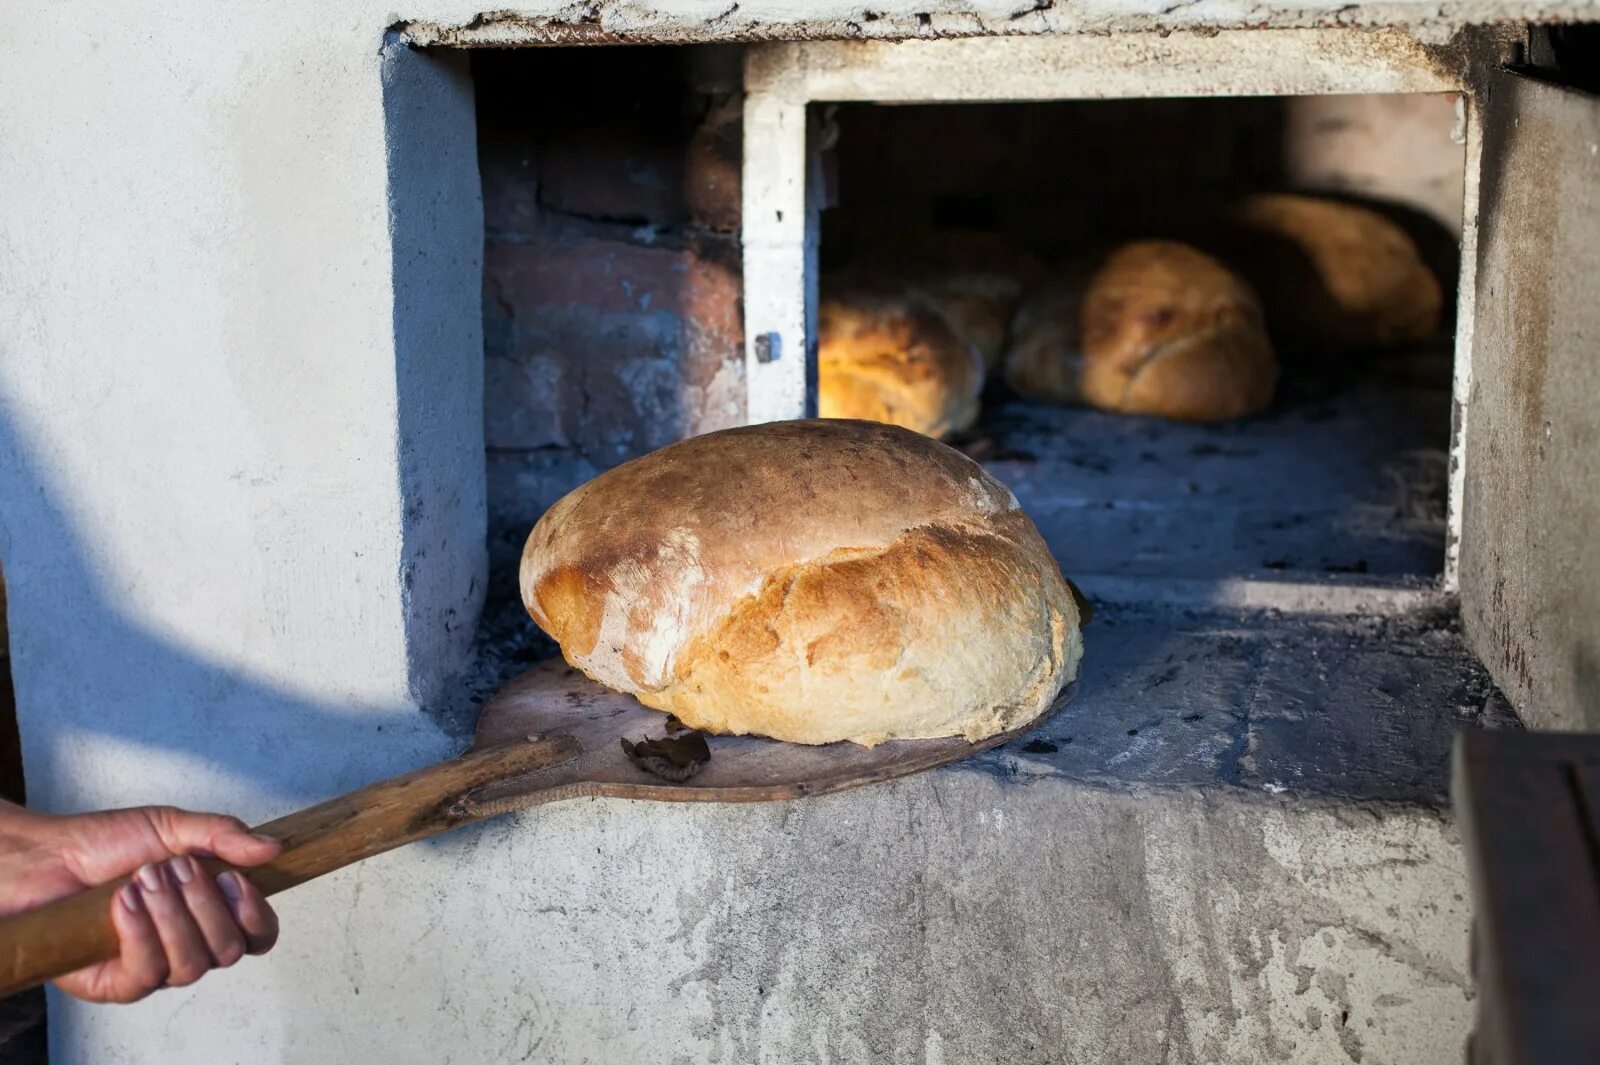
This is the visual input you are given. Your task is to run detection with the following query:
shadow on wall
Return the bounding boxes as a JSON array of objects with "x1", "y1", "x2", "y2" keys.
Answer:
[
  {"x1": 0, "y1": 400, "x2": 459, "y2": 818},
  {"x1": 0, "y1": 559, "x2": 22, "y2": 804},
  {"x1": 0, "y1": 44, "x2": 495, "y2": 819},
  {"x1": 0, "y1": 401, "x2": 513, "y2": 1065}
]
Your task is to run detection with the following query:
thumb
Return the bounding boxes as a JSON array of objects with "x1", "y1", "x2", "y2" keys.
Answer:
[{"x1": 145, "y1": 807, "x2": 282, "y2": 868}]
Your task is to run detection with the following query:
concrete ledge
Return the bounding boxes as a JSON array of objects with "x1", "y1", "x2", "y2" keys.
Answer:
[
  {"x1": 1074, "y1": 574, "x2": 1449, "y2": 617},
  {"x1": 58, "y1": 768, "x2": 1472, "y2": 1064},
  {"x1": 47, "y1": 604, "x2": 1508, "y2": 1063},
  {"x1": 974, "y1": 604, "x2": 1514, "y2": 805}
]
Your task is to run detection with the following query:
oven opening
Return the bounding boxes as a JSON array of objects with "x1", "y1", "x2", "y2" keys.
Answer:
[
  {"x1": 816, "y1": 94, "x2": 1466, "y2": 596},
  {"x1": 466, "y1": 46, "x2": 745, "y2": 696},
  {"x1": 455, "y1": 44, "x2": 1504, "y2": 805}
]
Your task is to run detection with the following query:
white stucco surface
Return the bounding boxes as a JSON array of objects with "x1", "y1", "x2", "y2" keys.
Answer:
[
  {"x1": 0, "y1": 5, "x2": 1532, "y2": 1062},
  {"x1": 0, "y1": 12, "x2": 483, "y2": 1062}
]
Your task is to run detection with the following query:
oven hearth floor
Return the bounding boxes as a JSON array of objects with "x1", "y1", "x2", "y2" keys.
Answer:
[
  {"x1": 971, "y1": 601, "x2": 1514, "y2": 805},
  {"x1": 970, "y1": 348, "x2": 1452, "y2": 588},
  {"x1": 457, "y1": 591, "x2": 1513, "y2": 811}
]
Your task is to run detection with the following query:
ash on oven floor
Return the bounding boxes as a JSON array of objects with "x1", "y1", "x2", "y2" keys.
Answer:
[
  {"x1": 977, "y1": 600, "x2": 1517, "y2": 806},
  {"x1": 974, "y1": 348, "x2": 1452, "y2": 583}
]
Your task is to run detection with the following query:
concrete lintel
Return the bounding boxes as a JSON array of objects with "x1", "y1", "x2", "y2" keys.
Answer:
[
  {"x1": 779, "y1": 29, "x2": 1471, "y2": 102},
  {"x1": 399, "y1": 2, "x2": 1598, "y2": 47}
]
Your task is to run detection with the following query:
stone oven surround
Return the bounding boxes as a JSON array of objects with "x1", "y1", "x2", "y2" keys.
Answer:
[{"x1": 0, "y1": 5, "x2": 1597, "y2": 1065}]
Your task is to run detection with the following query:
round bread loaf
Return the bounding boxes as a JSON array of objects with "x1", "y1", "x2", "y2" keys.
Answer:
[
  {"x1": 861, "y1": 230, "x2": 1043, "y2": 372},
  {"x1": 1006, "y1": 240, "x2": 1277, "y2": 423},
  {"x1": 1226, "y1": 193, "x2": 1443, "y2": 352},
  {"x1": 520, "y1": 420, "x2": 1082, "y2": 747},
  {"x1": 818, "y1": 279, "x2": 984, "y2": 440}
]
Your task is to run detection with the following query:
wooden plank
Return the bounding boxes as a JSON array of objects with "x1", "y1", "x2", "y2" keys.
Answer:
[
  {"x1": 0, "y1": 658, "x2": 1069, "y2": 997},
  {"x1": 1454, "y1": 729, "x2": 1600, "y2": 1065},
  {"x1": 466, "y1": 659, "x2": 1071, "y2": 811}
]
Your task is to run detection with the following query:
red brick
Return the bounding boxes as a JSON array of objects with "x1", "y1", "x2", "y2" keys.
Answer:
[
  {"x1": 483, "y1": 229, "x2": 745, "y2": 465},
  {"x1": 539, "y1": 127, "x2": 687, "y2": 224},
  {"x1": 685, "y1": 96, "x2": 742, "y2": 233},
  {"x1": 681, "y1": 240, "x2": 743, "y2": 391},
  {"x1": 486, "y1": 237, "x2": 693, "y2": 318},
  {"x1": 478, "y1": 126, "x2": 540, "y2": 234},
  {"x1": 483, "y1": 353, "x2": 567, "y2": 451}
]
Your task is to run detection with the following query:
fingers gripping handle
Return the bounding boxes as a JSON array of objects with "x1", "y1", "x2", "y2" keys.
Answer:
[{"x1": 0, "y1": 735, "x2": 580, "y2": 997}]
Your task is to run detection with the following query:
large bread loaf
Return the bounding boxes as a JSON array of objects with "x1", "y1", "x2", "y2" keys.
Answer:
[
  {"x1": 1006, "y1": 240, "x2": 1277, "y2": 423},
  {"x1": 818, "y1": 280, "x2": 984, "y2": 441},
  {"x1": 860, "y1": 230, "x2": 1044, "y2": 372},
  {"x1": 1224, "y1": 193, "x2": 1444, "y2": 353},
  {"x1": 520, "y1": 420, "x2": 1081, "y2": 746}
]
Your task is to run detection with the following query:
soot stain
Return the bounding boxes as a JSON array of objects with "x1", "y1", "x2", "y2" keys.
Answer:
[{"x1": 621, "y1": 731, "x2": 711, "y2": 783}]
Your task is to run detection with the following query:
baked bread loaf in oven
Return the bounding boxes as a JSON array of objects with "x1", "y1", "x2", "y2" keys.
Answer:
[
  {"x1": 1005, "y1": 240, "x2": 1277, "y2": 423},
  {"x1": 860, "y1": 230, "x2": 1043, "y2": 372},
  {"x1": 520, "y1": 419, "x2": 1082, "y2": 747},
  {"x1": 1224, "y1": 193, "x2": 1443, "y2": 352},
  {"x1": 818, "y1": 279, "x2": 984, "y2": 440}
]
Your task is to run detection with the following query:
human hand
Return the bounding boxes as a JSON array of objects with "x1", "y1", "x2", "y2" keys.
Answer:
[{"x1": 0, "y1": 802, "x2": 282, "y2": 1003}]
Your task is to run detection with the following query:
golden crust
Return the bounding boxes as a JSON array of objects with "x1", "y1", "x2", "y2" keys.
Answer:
[
  {"x1": 1005, "y1": 241, "x2": 1278, "y2": 423},
  {"x1": 860, "y1": 231, "x2": 1044, "y2": 371},
  {"x1": 818, "y1": 280, "x2": 984, "y2": 439},
  {"x1": 520, "y1": 420, "x2": 1081, "y2": 746},
  {"x1": 1227, "y1": 193, "x2": 1443, "y2": 352}
]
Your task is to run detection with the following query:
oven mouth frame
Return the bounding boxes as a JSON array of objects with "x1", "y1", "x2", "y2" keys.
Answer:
[{"x1": 738, "y1": 29, "x2": 1487, "y2": 597}]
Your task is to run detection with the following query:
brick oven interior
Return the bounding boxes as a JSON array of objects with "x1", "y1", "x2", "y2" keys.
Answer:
[
  {"x1": 463, "y1": 45, "x2": 1513, "y2": 810},
  {"x1": 819, "y1": 95, "x2": 1465, "y2": 584},
  {"x1": 463, "y1": 47, "x2": 748, "y2": 720}
]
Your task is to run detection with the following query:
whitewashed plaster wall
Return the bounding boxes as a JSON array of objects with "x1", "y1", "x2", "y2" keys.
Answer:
[{"x1": 0, "y1": 3, "x2": 1585, "y2": 1063}]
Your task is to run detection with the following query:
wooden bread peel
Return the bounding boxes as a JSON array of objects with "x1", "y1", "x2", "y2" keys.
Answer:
[{"x1": 0, "y1": 658, "x2": 1077, "y2": 997}]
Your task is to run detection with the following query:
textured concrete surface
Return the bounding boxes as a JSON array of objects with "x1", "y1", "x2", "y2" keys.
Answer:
[
  {"x1": 1458, "y1": 72, "x2": 1600, "y2": 732},
  {"x1": 756, "y1": 31, "x2": 1476, "y2": 103},
  {"x1": 386, "y1": 44, "x2": 490, "y2": 701},
  {"x1": 0, "y1": 34, "x2": 487, "y2": 722},
  {"x1": 403, "y1": 0, "x2": 1598, "y2": 44},
  {"x1": 60, "y1": 789, "x2": 1478, "y2": 1065},
  {"x1": 970, "y1": 604, "x2": 1514, "y2": 803},
  {"x1": 0, "y1": 16, "x2": 479, "y2": 1065},
  {"x1": 60, "y1": 604, "x2": 1510, "y2": 1065}
]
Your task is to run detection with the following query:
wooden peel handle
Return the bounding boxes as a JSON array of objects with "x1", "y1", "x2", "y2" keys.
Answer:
[{"x1": 0, "y1": 734, "x2": 579, "y2": 998}]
